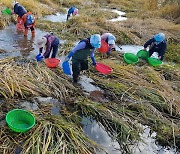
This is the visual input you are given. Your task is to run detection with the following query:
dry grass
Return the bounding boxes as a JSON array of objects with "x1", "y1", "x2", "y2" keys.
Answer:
[
  {"x1": 88, "y1": 57, "x2": 180, "y2": 147},
  {"x1": 0, "y1": 58, "x2": 75, "y2": 100},
  {"x1": 0, "y1": 0, "x2": 59, "y2": 17},
  {"x1": 0, "y1": 107, "x2": 103, "y2": 154},
  {"x1": 160, "y1": 4, "x2": 180, "y2": 19}
]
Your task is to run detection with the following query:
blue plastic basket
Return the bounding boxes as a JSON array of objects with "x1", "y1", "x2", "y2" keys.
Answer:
[{"x1": 62, "y1": 61, "x2": 71, "y2": 75}]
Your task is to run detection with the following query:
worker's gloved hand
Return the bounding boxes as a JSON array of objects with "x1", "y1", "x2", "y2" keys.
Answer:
[
  {"x1": 64, "y1": 56, "x2": 70, "y2": 62},
  {"x1": 92, "y1": 62, "x2": 96, "y2": 66},
  {"x1": 36, "y1": 54, "x2": 43, "y2": 62}
]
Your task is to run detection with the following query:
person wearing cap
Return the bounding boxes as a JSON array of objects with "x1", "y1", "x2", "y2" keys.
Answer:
[
  {"x1": 12, "y1": 2, "x2": 35, "y2": 37},
  {"x1": 144, "y1": 33, "x2": 167, "y2": 61},
  {"x1": 36, "y1": 33, "x2": 60, "y2": 61},
  {"x1": 22, "y1": 11, "x2": 36, "y2": 37},
  {"x1": 13, "y1": 1, "x2": 27, "y2": 18},
  {"x1": 65, "y1": 34, "x2": 101, "y2": 83},
  {"x1": 12, "y1": 2, "x2": 27, "y2": 29},
  {"x1": 101, "y1": 33, "x2": 116, "y2": 55},
  {"x1": 67, "y1": 6, "x2": 78, "y2": 21}
]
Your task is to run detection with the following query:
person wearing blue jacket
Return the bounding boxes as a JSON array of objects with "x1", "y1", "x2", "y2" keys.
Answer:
[
  {"x1": 65, "y1": 34, "x2": 101, "y2": 83},
  {"x1": 144, "y1": 33, "x2": 167, "y2": 61},
  {"x1": 67, "y1": 6, "x2": 78, "y2": 21},
  {"x1": 13, "y1": 2, "x2": 27, "y2": 18}
]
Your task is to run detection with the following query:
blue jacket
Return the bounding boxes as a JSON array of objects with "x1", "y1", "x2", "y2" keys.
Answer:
[
  {"x1": 14, "y1": 3, "x2": 27, "y2": 18},
  {"x1": 67, "y1": 6, "x2": 75, "y2": 16},
  {"x1": 68, "y1": 38, "x2": 96, "y2": 65},
  {"x1": 144, "y1": 38, "x2": 167, "y2": 58}
]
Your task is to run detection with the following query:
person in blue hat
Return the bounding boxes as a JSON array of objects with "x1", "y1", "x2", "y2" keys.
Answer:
[
  {"x1": 67, "y1": 6, "x2": 78, "y2": 21},
  {"x1": 65, "y1": 34, "x2": 101, "y2": 83},
  {"x1": 101, "y1": 33, "x2": 116, "y2": 55},
  {"x1": 144, "y1": 33, "x2": 167, "y2": 61}
]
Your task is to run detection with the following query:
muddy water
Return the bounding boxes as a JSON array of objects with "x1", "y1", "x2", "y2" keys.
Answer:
[
  {"x1": 102, "y1": 9, "x2": 127, "y2": 22},
  {"x1": 0, "y1": 23, "x2": 48, "y2": 59},
  {"x1": 131, "y1": 125, "x2": 177, "y2": 154},
  {"x1": 116, "y1": 45, "x2": 144, "y2": 54},
  {"x1": 116, "y1": 45, "x2": 159, "y2": 58},
  {"x1": 82, "y1": 117, "x2": 178, "y2": 154},
  {"x1": 42, "y1": 11, "x2": 67, "y2": 22},
  {"x1": 82, "y1": 116, "x2": 121, "y2": 154},
  {"x1": 108, "y1": 9, "x2": 127, "y2": 22},
  {"x1": 78, "y1": 75, "x2": 102, "y2": 93}
]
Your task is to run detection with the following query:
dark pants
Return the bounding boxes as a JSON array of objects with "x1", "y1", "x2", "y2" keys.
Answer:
[
  {"x1": 24, "y1": 25, "x2": 35, "y2": 31},
  {"x1": 72, "y1": 59, "x2": 88, "y2": 82},
  {"x1": 149, "y1": 49, "x2": 164, "y2": 61},
  {"x1": 44, "y1": 38, "x2": 59, "y2": 58}
]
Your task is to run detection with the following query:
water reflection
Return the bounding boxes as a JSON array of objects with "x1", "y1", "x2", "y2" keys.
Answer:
[
  {"x1": 78, "y1": 75, "x2": 102, "y2": 94},
  {"x1": 131, "y1": 125, "x2": 177, "y2": 154},
  {"x1": 102, "y1": 9, "x2": 127, "y2": 22},
  {"x1": 117, "y1": 45, "x2": 144, "y2": 54},
  {"x1": 0, "y1": 23, "x2": 48, "y2": 59},
  {"x1": 109, "y1": 9, "x2": 127, "y2": 22},
  {"x1": 42, "y1": 12, "x2": 67, "y2": 22},
  {"x1": 116, "y1": 45, "x2": 159, "y2": 59},
  {"x1": 17, "y1": 36, "x2": 34, "y2": 57},
  {"x1": 82, "y1": 117, "x2": 178, "y2": 154},
  {"x1": 82, "y1": 116, "x2": 121, "y2": 154},
  {"x1": 42, "y1": 9, "x2": 68, "y2": 23}
]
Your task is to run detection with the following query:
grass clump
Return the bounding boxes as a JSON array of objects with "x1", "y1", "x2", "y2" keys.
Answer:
[
  {"x1": 0, "y1": 106, "x2": 103, "y2": 154},
  {"x1": 73, "y1": 98, "x2": 142, "y2": 153},
  {"x1": 0, "y1": 58, "x2": 75, "y2": 100}
]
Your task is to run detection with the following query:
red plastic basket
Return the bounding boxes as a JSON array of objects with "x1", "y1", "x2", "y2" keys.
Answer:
[
  {"x1": 96, "y1": 62, "x2": 112, "y2": 74},
  {"x1": 98, "y1": 40, "x2": 109, "y2": 53},
  {"x1": 45, "y1": 58, "x2": 60, "y2": 68}
]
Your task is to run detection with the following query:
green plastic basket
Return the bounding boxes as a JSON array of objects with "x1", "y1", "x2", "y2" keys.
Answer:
[
  {"x1": 137, "y1": 50, "x2": 149, "y2": 60},
  {"x1": 123, "y1": 53, "x2": 139, "y2": 64},
  {"x1": 148, "y1": 57, "x2": 162, "y2": 66},
  {"x1": 2, "y1": 7, "x2": 11, "y2": 15},
  {"x1": 6, "y1": 109, "x2": 36, "y2": 133}
]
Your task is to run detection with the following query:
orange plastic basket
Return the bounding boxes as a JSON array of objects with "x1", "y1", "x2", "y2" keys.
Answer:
[
  {"x1": 45, "y1": 58, "x2": 60, "y2": 68},
  {"x1": 98, "y1": 40, "x2": 109, "y2": 53}
]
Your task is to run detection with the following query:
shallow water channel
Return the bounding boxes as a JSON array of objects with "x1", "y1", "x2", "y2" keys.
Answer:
[
  {"x1": 116, "y1": 44, "x2": 159, "y2": 58},
  {"x1": 108, "y1": 9, "x2": 127, "y2": 22},
  {"x1": 42, "y1": 10, "x2": 68, "y2": 22},
  {"x1": 0, "y1": 23, "x2": 48, "y2": 59},
  {"x1": 82, "y1": 117, "x2": 178, "y2": 154}
]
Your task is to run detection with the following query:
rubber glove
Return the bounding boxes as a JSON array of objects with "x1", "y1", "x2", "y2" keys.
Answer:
[
  {"x1": 92, "y1": 62, "x2": 96, "y2": 66},
  {"x1": 91, "y1": 57, "x2": 96, "y2": 66},
  {"x1": 36, "y1": 54, "x2": 43, "y2": 62}
]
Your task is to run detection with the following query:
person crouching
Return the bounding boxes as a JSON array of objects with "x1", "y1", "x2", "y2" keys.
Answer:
[{"x1": 36, "y1": 33, "x2": 60, "y2": 61}]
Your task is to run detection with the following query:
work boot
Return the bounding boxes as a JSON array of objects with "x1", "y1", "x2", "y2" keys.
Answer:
[
  {"x1": 73, "y1": 78, "x2": 78, "y2": 83},
  {"x1": 32, "y1": 30, "x2": 35, "y2": 37},
  {"x1": 24, "y1": 28, "x2": 28, "y2": 37}
]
